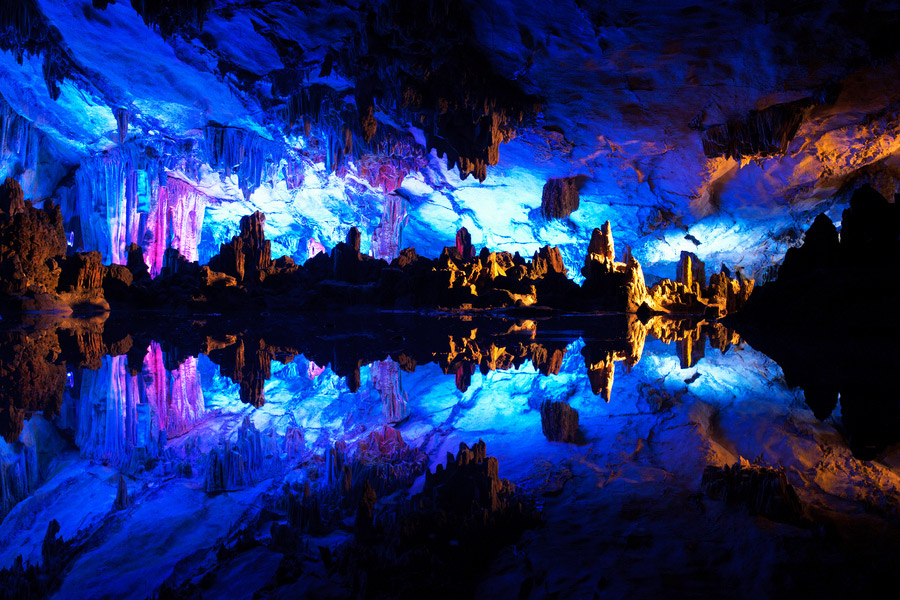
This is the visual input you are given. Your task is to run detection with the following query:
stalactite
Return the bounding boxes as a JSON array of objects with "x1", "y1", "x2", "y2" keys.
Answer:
[
  {"x1": 0, "y1": 96, "x2": 62, "y2": 197},
  {"x1": 114, "y1": 108, "x2": 129, "y2": 145},
  {"x1": 203, "y1": 125, "x2": 283, "y2": 199},
  {"x1": 370, "y1": 194, "x2": 407, "y2": 261},
  {"x1": 126, "y1": 0, "x2": 211, "y2": 39},
  {"x1": 0, "y1": 0, "x2": 83, "y2": 98},
  {"x1": 74, "y1": 146, "x2": 207, "y2": 276},
  {"x1": 150, "y1": 177, "x2": 207, "y2": 275}
]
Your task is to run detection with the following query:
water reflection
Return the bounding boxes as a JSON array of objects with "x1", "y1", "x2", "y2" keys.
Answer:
[{"x1": 1, "y1": 310, "x2": 898, "y2": 526}]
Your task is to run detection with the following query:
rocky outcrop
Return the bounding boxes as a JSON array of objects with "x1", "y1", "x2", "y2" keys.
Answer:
[
  {"x1": 647, "y1": 251, "x2": 752, "y2": 317},
  {"x1": 676, "y1": 251, "x2": 705, "y2": 291},
  {"x1": 540, "y1": 176, "x2": 580, "y2": 219},
  {"x1": 455, "y1": 226, "x2": 475, "y2": 260},
  {"x1": 580, "y1": 221, "x2": 653, "y2": 313},
  {"x1": 125, "y1": 243, "x2": 150, "y2": 282},
  {"x1": 0, "y1": 180, "x2": 67, "y2": 303},
  {"x1": 0, "y1": 177, "x2": 25, "y2": 215},
  {"x1": 736, "y1": 184, "x2": 900, "y2": 333},
  {"x1": 701, "y1": 98, "x2": 812, "y2": 159},
  {"x1": 209, "y1": 211, "x2": 272, "y2": 285}
]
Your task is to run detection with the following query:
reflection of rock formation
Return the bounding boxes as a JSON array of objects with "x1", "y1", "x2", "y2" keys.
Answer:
[
  {"x1": 371, "y1": 360, "x2": 408, "y2": 422},
  {"x1": 0, "y1": 328, "x2": 65, "y2": 443},
  {"x1": 648, "y1": 318, "x2": 741, "y2": 370},
  {"x1": 204, "y1": 416, "x2": 280, "y2": 492},
  {"x1": 66, "y1": 346, "x2": 204, "y2": 465},
  {"x1": 437, "y1": 324, "x2": 569, "y2": 386},
  {"x1": 207, "y1": 336, "x2": 276, "y2": 408},
  {"x1": 734, "y1": 185, "x2": 900, "y2": 458}
]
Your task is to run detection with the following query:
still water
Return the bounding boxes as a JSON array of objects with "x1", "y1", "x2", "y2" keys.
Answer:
[{"x1": 1, "y1": 312, "x2": 897, "y2": 598}]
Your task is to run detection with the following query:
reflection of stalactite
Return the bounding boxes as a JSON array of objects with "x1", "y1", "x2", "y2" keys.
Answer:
[
  {"x1": 203, "y1": 416, "x2": 280, "y2": 492},
  {"x1": 371, "y1": 194, "x2": 407, "y2": 261},
  {"x1": 0, "y1": 428, "x2": 41, "y2": 519},
  {"x1": 69, "y1": 344, "x2": 204, "y2": 465},
  {"x1": 371, "y1": 360, "x2": 408, "y2": 422},
  {"x1": 75, "y1": 355, "x2": 144, "y2": 465},
  {"x1": 142, "y1": 343, "x2": 204, "y2": 437}
]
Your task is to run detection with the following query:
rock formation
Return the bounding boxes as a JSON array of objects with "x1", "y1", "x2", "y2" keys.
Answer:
[
  {"x1": 0, "y1": 179, "x2": 67, "y2": 306},
  {"x1": 701, "y1": 462, "x2": 804, "y2": 524},
  {"x1": 540, "y1": 176, "x2": 580, "y2": 219},
  {"x1": 540, "y1": 400, "x2": 580, "y2": 443},
  {"x1": 209, "y1": 211, "x2": 272, "y2": 285}
]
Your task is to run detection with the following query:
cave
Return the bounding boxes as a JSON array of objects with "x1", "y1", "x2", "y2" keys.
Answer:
[{"x1": 2, "y1": 1, "x2": 900, "y2": 598}]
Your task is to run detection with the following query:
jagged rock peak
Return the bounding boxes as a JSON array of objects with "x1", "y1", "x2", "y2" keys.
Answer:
[
  {"x1": 455, "y1": 227, "x2": 475, "y2": 260},
  {"x1": 587, "y1": 221, "x2": 615, "y2": 264},
  {"x1": 676, "y1": 251, "x2": 706, "y2": 291},
  {"x1": 0, "y1": 177, "x2": 25, "y2": 215}
]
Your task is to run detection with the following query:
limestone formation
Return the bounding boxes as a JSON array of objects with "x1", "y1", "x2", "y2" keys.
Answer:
[
  {"x1": 540, "y1": 400, "x2": 580, "y2": 443},
  {"x1": 676, "y1": 250, "x2": 706, "y2": 292},
  {"x1": 125, "y1": 243, "x2": 150, "y2": 282},
  {"x1": 540, "y1": 176, "x2": 580, "y2": 219},
  {"x1": 0, "y1": 177, "x2": 25, "y2": 215},
  {"x1": 209, "y1": 211, "x2": 272, "y2": 285},
  {"x1": 0, "y1": 188, "x2": 67, "y2": 299},
  {"x1": 455, "y1": 226, "x2": 475, "y2": 260}
]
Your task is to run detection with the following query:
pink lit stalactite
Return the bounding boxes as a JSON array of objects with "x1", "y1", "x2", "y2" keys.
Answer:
[
  {"x1": 307, "y1": 238, "x2": 326, "y2": 260},
  {"x1": 371, "y1": 194, "x2": 407, "y2": 261},
  {"x1": 166, "y1": 355, "x2": 205, "y2": 437},
  {"x1": 146, "y1": 178, "x2": 207, "y2": 275},
  {"x1": 371, "y1": 359, "x2": 408, "y2": 422}
]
